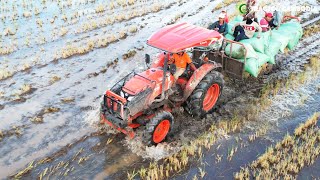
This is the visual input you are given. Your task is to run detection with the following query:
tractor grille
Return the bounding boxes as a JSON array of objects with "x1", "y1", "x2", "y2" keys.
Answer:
[{"x1": 103, "y1": 91, "x2": 127, "y2": 120}]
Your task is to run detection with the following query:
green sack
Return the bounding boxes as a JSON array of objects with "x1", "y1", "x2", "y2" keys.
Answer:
[
  {"x1": 277, "y1": 26, "x2": 302, "y2": 50},
  {"x1": 234, "y1": 15, "x2": 244, "y2": 22},
  {"x1": 287, "y1": 31, "x2": 301, "y2": 50},
  {"x1": 281, "y1": 21, "x2": 302, "y2": 32},
  {"x1": 240, "y1": 36, "x2": 265, "y2": 53},
  {"x1": 270, "y1": 31, "x2": 290, "y2": 53},
  {"x1": 225, "y1": 42, "x2": 257, "y2": 59},
  {"x1": 276, "y1": 21, "x2": 303, "y2": 50},
  {"x1": 238, "y1": 53, "x2": 271, "y2": 77},
  {"x1": 227, "y1": 21, "x2": 238, "y2": 35},
  {"x1": 264, "y1": 39, "x2": 282, "y2": 64},
  {"x1": 225, "y1": 34, "x2": 234, "y2": 40}
]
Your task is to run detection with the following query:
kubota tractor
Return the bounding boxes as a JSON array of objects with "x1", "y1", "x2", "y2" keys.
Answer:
[{"x1": 100, "y1": 23, "x2": 230, "y2": 145}]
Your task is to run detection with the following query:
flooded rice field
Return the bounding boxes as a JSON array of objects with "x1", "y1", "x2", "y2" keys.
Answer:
[{"x1": 0, "y1": 0, "x2": 319, "y2": 179}]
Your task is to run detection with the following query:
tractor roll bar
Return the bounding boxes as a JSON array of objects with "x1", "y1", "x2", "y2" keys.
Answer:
[{"x1": 154, "y1": 53, "x2": 169, "y2": 102}]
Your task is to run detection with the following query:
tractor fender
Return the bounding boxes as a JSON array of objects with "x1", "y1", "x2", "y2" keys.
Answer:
[{"x1": 183, "y1": 63, "x2": 222, "y2": 100}]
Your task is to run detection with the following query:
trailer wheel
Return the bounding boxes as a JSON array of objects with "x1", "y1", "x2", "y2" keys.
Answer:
[
  {"x1": 143, "y1": 111, "x2": 174, "y2": 145},
  {"x1": 186, "y1": 71, "x2": 224, "y2": 118}
]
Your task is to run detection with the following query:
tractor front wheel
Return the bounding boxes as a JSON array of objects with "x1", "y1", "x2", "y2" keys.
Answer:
[
  {"x1": 186, "y1": 71, "x2": 224, "y2": 118},
  {"x1": 143, "y1": 111, "x2": 174, "y2": 145}
]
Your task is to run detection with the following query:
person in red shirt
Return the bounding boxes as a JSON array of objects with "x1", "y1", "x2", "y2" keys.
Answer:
[{"x1": 260, "y1": 12, "x2": 278, "y2": 32}]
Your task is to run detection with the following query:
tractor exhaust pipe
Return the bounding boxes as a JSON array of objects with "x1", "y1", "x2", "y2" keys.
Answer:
[{"x1": 154, "y1": 54, "x2": 168, "y2": 102}]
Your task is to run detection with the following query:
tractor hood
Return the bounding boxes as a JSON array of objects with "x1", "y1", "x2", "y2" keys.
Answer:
[
  {"x1": 122, "y1": 68, "x2": 170, "y2": 95},
  {"x1": 147, "y1": 22, "x2": 222, "y2": 53}
]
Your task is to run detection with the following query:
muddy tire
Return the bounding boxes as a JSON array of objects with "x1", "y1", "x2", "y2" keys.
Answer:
[
  {"x1": 143, "y1": 111, "x2": 174, "y2": 145},
  {"x1": 186, "y1": 71, "x2": 224, "y2": 118}
]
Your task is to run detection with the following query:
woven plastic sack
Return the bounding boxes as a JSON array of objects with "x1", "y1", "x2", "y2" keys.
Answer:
[
  {"x1": 264, "y1": 39, "x2": 282, "y2": 64},
  {"x1": 234, "y1": 15, "x2": 244, "y2": 22},
  {"x1": 270, "y1": 31, "x2": 290, "y2": 53},
  {"x1": 240, "y1": 36, "x2": 265, "y2": 53},
  {"x1": 227, "y1": 21, "x2": 238, "y2": 35},
  {"x1": 277, "y1": 22, "x2": 303, "y2": 50},
  {"x1": 225, "y1": 34, "x2": 234, "y2": 40},
  {"x1": 225, "y1": 42, "x2": 257, "y2": 59},
  {"x1": 273, "y1": 21, "x2": 302, "y2": 50},
  {"x1": 238, "y1": 52, "x2": 271, "y2": 77}
]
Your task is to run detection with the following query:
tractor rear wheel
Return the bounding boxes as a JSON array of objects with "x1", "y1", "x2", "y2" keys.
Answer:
[
  {"x1": 143, "y1": 111, "x2": 174, "y2": 145},
  {"x1": 186, "y1": 71, "x2": 224, "y2": 118}
]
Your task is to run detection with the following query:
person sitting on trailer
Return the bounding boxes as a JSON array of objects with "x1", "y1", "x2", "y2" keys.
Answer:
[
  {"x1": 282, "y1": 11, "x2": 300, "y2": 23},
  {"x1": 221, "y1": 10, "x2": 229, "y2": 23},
  {"x1": 211, "y1": 9, "x2": 229, "y2": 23},
  {"x1": 260, "y1": 12, "x2": 279, "y2": 32},
  {"x1": 208, "y1": 13, "x2": 229, "y2": 36},
  {"x1": 232, "y1": 14, "x2": 262, "y2": 41},
  {"x1": 169, "y1": 51, "x2": 197, "y2": 81},
  {"x1": 243, "y1": 0, "x2": 258, "y2": 23}
]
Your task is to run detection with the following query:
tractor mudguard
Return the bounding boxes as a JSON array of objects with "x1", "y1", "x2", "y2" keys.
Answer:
[{"x1": 183, "y1": 63, "x2": 222, "y2": 100}]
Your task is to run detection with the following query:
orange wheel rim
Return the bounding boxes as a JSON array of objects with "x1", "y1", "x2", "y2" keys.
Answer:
[
  {"x1": 153, "y1": 120, "x2": 170, "y2": 143},
  {"x1": 203, "y1": 84, "x2": 220, "y2": 112}
]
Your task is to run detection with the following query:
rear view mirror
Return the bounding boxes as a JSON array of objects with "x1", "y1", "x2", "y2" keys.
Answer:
[{"x1": 145, "y1": 54, "x2": 151, "y2": 67}]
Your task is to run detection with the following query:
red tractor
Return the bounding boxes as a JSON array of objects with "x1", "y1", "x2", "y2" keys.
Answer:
[{"x1": 100, "y1": 23, "x2": 246, "y2": 145}]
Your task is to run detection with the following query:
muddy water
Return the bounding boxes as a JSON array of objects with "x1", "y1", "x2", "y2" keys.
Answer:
[
  {"x1": 174, "y1": 78, "x2": 320, "y2": 179},
  {"x1": 1, "y1": 0, "x2": 217, "y2": 178},
  {"x1": 0, "y1": 0, "x2": 319, "y2": 179}
]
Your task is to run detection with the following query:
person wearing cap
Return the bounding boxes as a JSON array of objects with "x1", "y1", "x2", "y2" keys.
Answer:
[
  {"x1": 260, "y1": 12, "x2": 278, "y2": 32},
  {"x1": 211, "y1": 9, "x2": 229, "y2": 23},
  {"x1": 232, "y1": 14, "x2": 262, "y2": 42},
  {"x1": 208, "y1": 13, "x2": 228, "y2": 36},
  {"x1": 221, "y1": 10, "x2": 229, "y2": 23}
]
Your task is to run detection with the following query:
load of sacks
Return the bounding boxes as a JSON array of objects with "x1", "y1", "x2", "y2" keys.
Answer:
[{"x1": 224, "y1": 16, "x2": 303, "y2": 77}]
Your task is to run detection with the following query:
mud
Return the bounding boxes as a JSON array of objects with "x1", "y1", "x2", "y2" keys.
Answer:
[
  {"x1": 174, "y1": 70, "x2": 320, "y2": 180},
  {"x1": 0, "y1": 0, "x2": 320, "y2": 179}
]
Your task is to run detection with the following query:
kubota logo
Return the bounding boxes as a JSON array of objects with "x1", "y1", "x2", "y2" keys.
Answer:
[{"x1": 200, "y1": 41, "x2": 207, "y2": 45}]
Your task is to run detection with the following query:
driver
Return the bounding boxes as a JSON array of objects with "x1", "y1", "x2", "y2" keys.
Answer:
[{"x1": 169, "y1": 51, "x2": 197, "y2": 81}]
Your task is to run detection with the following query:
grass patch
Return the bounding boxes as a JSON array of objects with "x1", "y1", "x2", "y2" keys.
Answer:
[
  {"x1": 50, "y1": 75, "x2": 61, "y2": 84},
  {"x1": 235, "y1": 112, "x2": 320, "y2": 179},
  {"x1": 212, "y1": 0, "x2": 238, "y2": 12},
  {"x1": 61, "y1": 97, "x2": 75, "y2": 103},
  {"x1": 303, "y1": 21, "x2": 320, "y2": 38},
  {"x1": 0, "y1": 69, "x2": 13, "y2": 81}
]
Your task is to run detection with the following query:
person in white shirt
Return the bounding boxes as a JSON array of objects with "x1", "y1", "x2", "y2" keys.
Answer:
[{"x1": 232, "y1": 15, "x2": 262, "y2": 42}]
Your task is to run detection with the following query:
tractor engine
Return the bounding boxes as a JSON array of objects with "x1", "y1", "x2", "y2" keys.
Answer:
[{"x1": 101, "y1": 68, "x2": 174, "y2": 127}]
